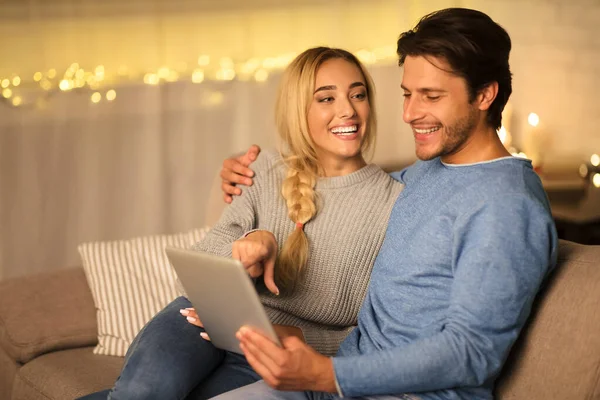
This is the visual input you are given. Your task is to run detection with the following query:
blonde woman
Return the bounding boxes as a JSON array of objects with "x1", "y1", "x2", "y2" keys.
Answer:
[{"x1": 80, "y1": 47, "x2": 403, "y2": 400}]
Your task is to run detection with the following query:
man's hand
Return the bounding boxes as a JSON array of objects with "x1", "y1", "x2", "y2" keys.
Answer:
[
  {"x1": 272, "y1": 325, "x2": 305, "y2": 342},
  {"x1": 221, "y1": 145, "x2": 261, "y2": 203},
  {"x1": 236, "y1": 326, "x2": 337, "y2": 393},
  {"x1": 232, "y1": 230, "x2": 279, "y2": 295}
]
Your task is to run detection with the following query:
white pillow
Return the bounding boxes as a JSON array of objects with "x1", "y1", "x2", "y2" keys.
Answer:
[{"x1": 78, "y1": 227, "x2": 209, "y2": 357}]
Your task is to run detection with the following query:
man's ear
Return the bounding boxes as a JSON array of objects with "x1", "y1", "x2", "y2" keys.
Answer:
[{"x1": 477, "y1": 81, "x2": 498, "y2": 111}]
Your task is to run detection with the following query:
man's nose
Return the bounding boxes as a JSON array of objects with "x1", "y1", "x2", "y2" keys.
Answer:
[{"x1": 403, "y1": 97, "x2": 423, "y2": 123}]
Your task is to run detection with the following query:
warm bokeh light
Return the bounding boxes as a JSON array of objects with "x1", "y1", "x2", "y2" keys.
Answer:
[
  {"x1": 579, "y1": 164, "x2": 589, "y2": 178},
  {"x1": 593, "y1": 173, "x2": 600, "y2": 188},
  {"x1": 2, "y1": 88, "x2": 12, "y2": 98},
  {"x1": 1, "y1": 79, "x2": 9, "y2": 88},
  {"x1": 198, "y1": 55, "x2": 210, "y2": 66},
  {"x1": 254, "y1": 69, "x2": 269, "y2": 82},
  {"x1": 528, "y1": 113, "x2": 540, "y2": 127},
  {"x1": 40, "y1": 80, "x2": 52, "y2": 91},
  {"x1": 59, "y1": 79, "x2": 73, "y2": 91},
  {"x1": 511, "y1": 152, "x2": 528, "y2": 159},
  {"x1": 47, "y1": 69, "x2": 57, "y2": 79},
  {"x1": 192, "y1": 69, "x2": 205, "y2": 83},
  {"x1": 497, "y1": 126, "x2": 507, "y2": 144},
  {"x1": 106, "y1": 89, "x2": 116, "y2": 101},
  {"x1": 12, "y1": 76, "x2": 21, "y2": 86},
  {"x1": 33, "y1": 72, "x2": 43, "y2": 82},
  {"x1": 143, "y1": 73, "x2": 159, "y2": 85},
  {"x1": 12, "y1": 96, "x2": 22, "y2": 106},
  {"x1": 91, "y1": 92, "x2": 102, "y2": 103},
  {"x1": 591, "y1": 154, "x2": 600, "y2": 167},
  {"x1": 216, "y1": 68, "x2": 235, "y2": 81}
]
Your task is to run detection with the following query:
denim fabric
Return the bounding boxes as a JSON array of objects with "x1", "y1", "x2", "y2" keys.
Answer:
[
  {"x1": 77, "y1": 296, "x2": 260, "y2": 400},
  {"x1": 211, "y1": 380, "x2": 416, "y2": 400}
]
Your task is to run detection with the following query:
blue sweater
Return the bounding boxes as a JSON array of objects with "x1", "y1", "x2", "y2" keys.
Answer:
[{"x1": 332, "y1": 157, "x2": 558, "y2": 399}]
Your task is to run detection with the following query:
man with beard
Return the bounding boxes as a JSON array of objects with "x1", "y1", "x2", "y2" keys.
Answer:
[{"x1": 212, "y1": 8, "x2": 558, "y2": 400}]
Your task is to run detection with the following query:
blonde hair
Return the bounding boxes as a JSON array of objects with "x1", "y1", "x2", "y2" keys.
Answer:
[{"x1": 274, "y1": 47, "x2": 378, "y2": 291}]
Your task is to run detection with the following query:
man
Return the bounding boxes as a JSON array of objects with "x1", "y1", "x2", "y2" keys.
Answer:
[{"x1": 214, "y1": 8, "x2": 557, "y2": 399}]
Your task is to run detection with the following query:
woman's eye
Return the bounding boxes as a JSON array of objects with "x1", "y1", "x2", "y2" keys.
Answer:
[
  {"x1": 352, "y1": 92, "x2": 367, "y2": 100},
  {"x1": 318, "y1": 97, "x2": 334, "y2": 103}
]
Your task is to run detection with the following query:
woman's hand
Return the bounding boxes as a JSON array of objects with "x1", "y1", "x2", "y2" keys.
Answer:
[
  {"x1": 220, "y1": 145, "x2": 261, "y2": 203},
  {"x1": 232, "y1": 230, "x2": 279, "y2": 295},
  {"x1": 180, "y1": 307, "x2": 203, "y2": 327},
  {"x1": 180, "y1": 308, "x2": 213, "y2": 341}
]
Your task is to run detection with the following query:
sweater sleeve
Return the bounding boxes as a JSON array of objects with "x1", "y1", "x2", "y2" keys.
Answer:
[
  {"x1": 332, "y1": 194, "x2": 557, "y2": 397},
  {"x1": 298, "y1": 322, "x2": 356, "y2": 357},
  {"x1": 188, "y1": 154, "x2": 272, "y2": 257}
]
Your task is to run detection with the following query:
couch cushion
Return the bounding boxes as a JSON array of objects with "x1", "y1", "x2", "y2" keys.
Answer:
[
  {"x1": 79, "y1": 227, "x2": 208, "y2": 357},
  {"x1": 12, "y1": 346, "x2": 123, "y2": 400},
  {"x1": 496, "y1": 240, "x2": 600, "y2": 399},
  {"x1": 0, "y1": 267, "x2": 98, "y2": 364},
  {"x1": 0, "y1": 344, "x2": 19, "y2": 400}
]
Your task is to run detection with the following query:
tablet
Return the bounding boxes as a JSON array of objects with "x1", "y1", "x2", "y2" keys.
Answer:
[{"x1": 165, "y1": 246, "x2": 281, "y2": 354}]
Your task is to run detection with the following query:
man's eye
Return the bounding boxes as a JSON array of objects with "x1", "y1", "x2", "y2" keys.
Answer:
[
  {"x1": 402, "y1": 93, "x2": 411, "y2": 98},
  {"x1": 427, "y1": 96, "x2": 440, "y2": 101}
]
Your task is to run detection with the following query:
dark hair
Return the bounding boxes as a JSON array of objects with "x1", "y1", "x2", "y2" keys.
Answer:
[{"x1": 397, "y1": 8, "x2": 512, "y2": 130}]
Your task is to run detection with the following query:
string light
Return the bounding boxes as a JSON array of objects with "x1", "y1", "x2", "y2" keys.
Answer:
[
  {"x1": 91, "y1": 92, "x2": 102, "y2": 103},
  {"x1": 59, "y1": 79, "x2": 73, "y2": 91},
  {"x1": 106, "y1": 89, "x2": 116, "y2": 101},
  {"x1": 593, "y1": 173, "x2": 600, "y2": 188},
  {"x1": 191, "y1": 69, "x2": 205, "y2": 83},
  {"x1": 254, "y1": 69, "x2": 269, "y2": 82},
  {"x1": 2, "y1": 47, "x2": 400, "y2": 108},
  {"x1": 143, "y1": 73, "x2": 159, "y2": 85},
  {"x1": 198, "y1": 55, "x2": 210, "y2": 66},
  {"x1": 528, "y1": 113, "x2": 540, "y2": 127}
]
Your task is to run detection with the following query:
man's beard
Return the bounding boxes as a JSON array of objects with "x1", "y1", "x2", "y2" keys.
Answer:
[{"x1": 417, "y1": 107, "x2": 478, "y2": 161}]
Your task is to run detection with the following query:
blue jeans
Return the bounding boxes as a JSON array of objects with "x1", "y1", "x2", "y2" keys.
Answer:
[
  {"x1": 77, "y1": 296, "x2": 260, "y2": 400},
  {"x1": 211, "y1": 380, "x2": 416, "y2": 400}
]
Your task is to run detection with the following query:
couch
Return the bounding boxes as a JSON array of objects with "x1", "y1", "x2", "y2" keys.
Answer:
[{"x1": 1, "y1": 239, "x2": 599, "y2": 399}]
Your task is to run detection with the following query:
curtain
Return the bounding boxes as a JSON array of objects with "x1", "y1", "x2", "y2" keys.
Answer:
[{"x1": 2, "y1": 0, "x2": 599, "y2": 279}]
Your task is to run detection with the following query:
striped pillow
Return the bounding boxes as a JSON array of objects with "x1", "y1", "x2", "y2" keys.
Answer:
[{"x1": 78, "y1": 228, "x2": 209, "y2": 357}]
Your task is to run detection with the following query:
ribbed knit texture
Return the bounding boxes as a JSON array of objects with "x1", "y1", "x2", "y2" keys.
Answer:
[{"x1": 191, "y1": 151, "x2": 404, "y2": 356}]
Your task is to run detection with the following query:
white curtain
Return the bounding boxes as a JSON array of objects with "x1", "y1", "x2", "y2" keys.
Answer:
[
  {"x1": 2, "y1": 0, "x2": 599, "y2": 279},
  {"x1": 0, "y1": 64, "x2": 418, "y2": 280}
]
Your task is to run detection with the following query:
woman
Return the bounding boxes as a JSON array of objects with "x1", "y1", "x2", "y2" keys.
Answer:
[{"x1": 80, "y1": 47, "x2": 403, "y2": 400}]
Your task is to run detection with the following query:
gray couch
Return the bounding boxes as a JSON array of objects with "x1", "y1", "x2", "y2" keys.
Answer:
[{"x1": 1, "y1": 239, "x2": 599, "y2": 399}]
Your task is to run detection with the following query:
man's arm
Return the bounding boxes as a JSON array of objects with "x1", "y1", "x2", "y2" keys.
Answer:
[
  {"x1": 332, "y1": 195, "x2": 558, "y2": 397},
  {"x1": 221, "y1": 145, "x2": 261, "y2": 203},
  {"x1": 238, "y1": 195, "x2": 557, "y2": 397}
]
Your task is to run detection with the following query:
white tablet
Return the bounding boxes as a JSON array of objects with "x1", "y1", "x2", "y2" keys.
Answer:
[{"x1": 165, "y1": 246, "x2": 281, "y2": 354}]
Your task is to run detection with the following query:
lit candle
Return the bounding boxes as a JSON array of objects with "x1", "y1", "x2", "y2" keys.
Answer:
[{"x1": 522, "y1": 112, "x2": 546, "y2": 171}]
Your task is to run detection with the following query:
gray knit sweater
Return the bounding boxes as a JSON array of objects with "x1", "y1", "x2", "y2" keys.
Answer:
[{"x1": 192, "y1": 151, "x2": 403, "y2": 356}]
